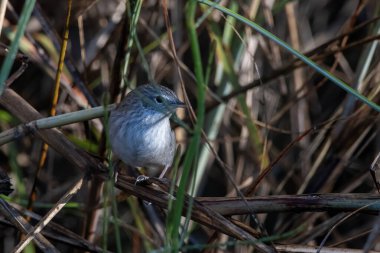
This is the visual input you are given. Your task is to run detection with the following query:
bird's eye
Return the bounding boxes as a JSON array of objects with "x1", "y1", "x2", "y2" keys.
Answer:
[{"x1": 155, "y1": 96, "x2": 164, "y2": 104}]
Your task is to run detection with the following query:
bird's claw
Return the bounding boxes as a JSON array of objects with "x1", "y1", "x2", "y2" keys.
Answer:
[{"x1": 135, "y1": 175, "x2": 150, "y2": 185}]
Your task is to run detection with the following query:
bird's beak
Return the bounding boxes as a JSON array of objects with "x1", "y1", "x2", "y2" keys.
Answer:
[
  {"x1": 168, "y1": 101, "x2": 186, "y2": 113},
  {"x1": 175, "y1": 101, "x2": 186, "y2": 108}
]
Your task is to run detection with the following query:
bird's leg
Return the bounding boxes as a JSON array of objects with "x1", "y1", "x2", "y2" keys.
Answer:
[
  {"x1": 158, "y1": 165, "x2": 176, "y2": 200},
  {"x1": 158, "y1": 165, "x2": 170, "y2": 179}
]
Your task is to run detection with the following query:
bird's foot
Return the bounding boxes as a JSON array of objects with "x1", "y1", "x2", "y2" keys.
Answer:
[{"x1": 135, "y1": 175, "x2": 151, "y2": 185}]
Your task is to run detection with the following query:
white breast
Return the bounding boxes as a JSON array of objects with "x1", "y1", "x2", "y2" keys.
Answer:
[{"x1": 110, "y1": 112, "x2": 176, "y2": 171}]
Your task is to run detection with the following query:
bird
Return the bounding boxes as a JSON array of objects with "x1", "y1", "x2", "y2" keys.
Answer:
[{"x1": 108, "y1": 84, "x2": 185, "y2": 180}]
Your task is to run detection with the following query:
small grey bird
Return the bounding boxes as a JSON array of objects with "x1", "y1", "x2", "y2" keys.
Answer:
[{"x1": 109, "y1": 84, "x2": 185, "y2": 179}]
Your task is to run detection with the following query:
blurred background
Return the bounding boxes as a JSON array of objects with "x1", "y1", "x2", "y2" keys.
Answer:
[{"x1": 0, "y1": 0, "x2": 380, "y2": 252}]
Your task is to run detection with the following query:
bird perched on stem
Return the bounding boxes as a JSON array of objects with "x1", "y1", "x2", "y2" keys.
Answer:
[{"x1": 109, "y1": 84, "x2": 185, "y2": 180}]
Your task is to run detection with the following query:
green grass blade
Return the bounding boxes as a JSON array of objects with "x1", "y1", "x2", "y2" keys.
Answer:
[
  {"x1": 166, "y1": 0, "x2": 206, "y2": 250},
  {"x1": 198, "y1": 0, "x2": 380, "y2": 112},
  {"x1": 121, "y1": 0, "x2": 143, "y2": 89},
  {"x1": 0, "y1": 0, "x2": 36, "y2": 95}
]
